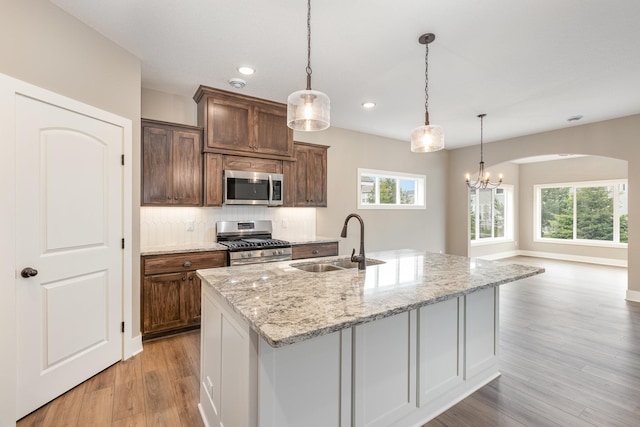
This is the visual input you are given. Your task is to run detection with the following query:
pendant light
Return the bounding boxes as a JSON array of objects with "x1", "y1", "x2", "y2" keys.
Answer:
[
  {"x1": 287, "y1": 0, "x2": 330, "y2": 132},
  {"x1": 411, "y1": 33, "x2": 444, "y2": 152},
  {"x1": 465, "y1": 114, "x2": 503, "y2": 189}
]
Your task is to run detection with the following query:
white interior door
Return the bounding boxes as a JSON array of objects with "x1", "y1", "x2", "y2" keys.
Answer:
[{"x1": 15, "y1": 93, "x2": 124, "y2": 418}]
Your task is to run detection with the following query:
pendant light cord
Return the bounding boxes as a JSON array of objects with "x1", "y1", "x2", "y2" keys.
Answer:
[
  {"x1": 480, "y1": 114, "x2": 484, "y2": 162},
  {"x1": 306, "y1": 0, "x2": 312, "y2": 90},
  {"x1": 424, "y1": 42, "x2": 429, "y2": 125}
]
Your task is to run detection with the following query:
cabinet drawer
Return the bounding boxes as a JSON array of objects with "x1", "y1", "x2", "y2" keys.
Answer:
[
  {"x1": 143, "y1": 251, "x2": 227, "y2": 275},
  {"x1": 291, "y1": 242, "x2": 339, "y2": 260}
]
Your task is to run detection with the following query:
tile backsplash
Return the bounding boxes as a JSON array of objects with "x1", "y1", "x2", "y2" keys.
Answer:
[{"x1": 140, "y1": 206, "x2": 317, "y2": 247}]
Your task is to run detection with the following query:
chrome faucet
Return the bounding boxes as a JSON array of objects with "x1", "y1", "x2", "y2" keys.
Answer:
[{"x1": 340, "y1": 213, "x2": 366, "y2": 270}]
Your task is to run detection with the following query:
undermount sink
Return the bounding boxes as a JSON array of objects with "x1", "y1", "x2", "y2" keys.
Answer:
[
  {"x1": 291, "y1": 257, "x2": 385, "y2": 273},
  {"x1": 292, "y1": 263, "x2": 344, "y2": 273}
]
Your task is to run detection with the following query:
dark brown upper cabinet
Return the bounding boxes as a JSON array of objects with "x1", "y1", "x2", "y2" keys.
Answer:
[
  {"x1": 194, "y1": 86, "x2": 294, "y2": 161},
  {"x1": 285, "y1": 142, "x2": 328, "y2": 207},
  {"x1": 142, "y1": 119, "x2": 203, "y2": 206}
]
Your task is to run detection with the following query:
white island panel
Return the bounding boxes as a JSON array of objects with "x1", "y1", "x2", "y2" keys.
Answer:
[
  {"x1": 259, "y1": 331, "x2": 344, "y2": 427},
  {"x1": 353, "y1": 311, "x2": 416, "y2": 427},
  {"x1": 464, "y1": 287, "x2": 498, "y2": 379},
  {"x1": 418, "y1": 297, "x2": 463, "y2": 406}
]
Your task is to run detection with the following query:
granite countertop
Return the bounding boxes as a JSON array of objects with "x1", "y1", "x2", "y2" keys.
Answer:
[
  {"x1": 197, "y1": 249, "x2": 544, "y2": 348},
  {"x1": 141, "y1": 242, "x2": 227, "y2": 256}
]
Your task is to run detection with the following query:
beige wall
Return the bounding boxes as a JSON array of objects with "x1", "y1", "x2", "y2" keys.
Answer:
[
  {"x1": 1, "y1": 1, "x2": 141, "y2": 424},
  {"x1": 142, "y1": 88, "x2": 197, "y2": 125},
  {"x1": 447, "y1": 115, "x2": 640, "y2": 294},
  {"x1": 519, "y1": 156, "x2": 627, "y2": 261},
  {"x1": 296, "y1": 128, "x2": 448, "y2": 255}
]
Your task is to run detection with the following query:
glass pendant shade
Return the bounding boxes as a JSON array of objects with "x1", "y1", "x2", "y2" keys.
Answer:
[
  {"x1": 287, "y1": 89, "x2": 330, "y2": 131},
  {"x1": 410, "y1": 124, "x2": 444, "y2": 152}
]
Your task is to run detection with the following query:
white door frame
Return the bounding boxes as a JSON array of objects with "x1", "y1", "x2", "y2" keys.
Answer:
[{"x1": 0, "y1": 72, "x2": 135, "y2": 424}]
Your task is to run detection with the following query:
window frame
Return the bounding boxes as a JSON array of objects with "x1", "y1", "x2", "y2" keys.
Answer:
[
  {"x1": 357, "y1": 168, "x2": 426, "y2": 210},
  {"x1": 533, "y1": 179, "x2": 628, "y2": 248},
  {"x1": 469, "y1": 184, "x2": 514, "y2": 246}
]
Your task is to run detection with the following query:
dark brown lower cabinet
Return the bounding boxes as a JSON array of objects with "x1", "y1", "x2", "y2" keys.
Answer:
[
  {"x1": 141, "y1": 250, "x2": 226, "y2": 340},
  {"x1": 291, "y1": 242, "x2": 339, "y2": 260}
]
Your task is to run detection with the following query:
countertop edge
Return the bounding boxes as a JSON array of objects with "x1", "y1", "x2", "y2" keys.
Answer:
[{"x1": 199, "y1": 260, "x2": 545, "y2": 348}]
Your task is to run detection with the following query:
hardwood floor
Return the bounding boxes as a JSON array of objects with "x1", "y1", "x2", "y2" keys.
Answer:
[
  {"x1": 427, "y1": 257, "x2": 640, "y2": 427},
  {"x1": 17, "y1": 332, "x2": 204, "y2": 427},
  {"x1": 17, "y1": 257, "x2": 640, "y2": 426}
]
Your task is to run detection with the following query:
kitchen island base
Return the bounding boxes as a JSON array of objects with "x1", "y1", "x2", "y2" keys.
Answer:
[{"x1": 199, "y1": 282, "x2": 501, "y2": 427}]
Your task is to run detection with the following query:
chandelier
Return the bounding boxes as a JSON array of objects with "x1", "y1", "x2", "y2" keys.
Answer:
[
  {"x1": 286, "y1": 0, "x2": 330, "y2": 131},
  {"x1": 465, "y1": 114, "x2": 502, "y2": 189},
  {"x1": 410, "y1": 33, "x2": 444, "y2": 152}
]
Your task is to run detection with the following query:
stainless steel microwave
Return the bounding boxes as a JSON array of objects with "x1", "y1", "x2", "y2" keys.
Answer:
[{"x1": 223, "y1": 170, "x2": 284, "y2": 206}]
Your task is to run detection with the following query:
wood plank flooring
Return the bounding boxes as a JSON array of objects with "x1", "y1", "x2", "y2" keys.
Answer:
[
  {"x1": 17, "y1": 332, "x2": 204, "y2": 427},
  {"x1": 17, "y1": 257, "x2": 640, "y2": 426}
]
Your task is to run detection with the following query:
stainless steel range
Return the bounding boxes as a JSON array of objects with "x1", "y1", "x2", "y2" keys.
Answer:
[{"x1": 216, "y1": 220, "x2": 292, "y2": 266}]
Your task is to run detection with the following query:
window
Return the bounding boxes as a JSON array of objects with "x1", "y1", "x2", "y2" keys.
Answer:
[
  {"x1": 358, "y1": 168, "x2": 426, "y2": 209},
  {"x1": 535, "y1": 180, "x2": 628, "y2": 245},
  {"x1": 469, "y1": 186, "x2": 513, "y2": 244}
]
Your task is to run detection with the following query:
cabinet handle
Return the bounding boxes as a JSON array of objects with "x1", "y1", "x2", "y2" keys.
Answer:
[
  {"x1": 167, "y1": 196, "x2": 171, "y2": 200},
  {"x1": 312, "y1": 250, "x2": 319, "y2": 254},
  {"x1": 174, "y1": 197, "x2": 178, "y2": 200},
  {"x1": 189, "y1": 276, "x2": 193, "y2": 281},
  {"x1": 182, "y1": 275, "x2": 186, "y2": 281},
  {"x1": 183, "y1": 261, "x2": 192, "y2": 268}
]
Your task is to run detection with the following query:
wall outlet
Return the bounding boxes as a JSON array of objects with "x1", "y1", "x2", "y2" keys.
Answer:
[
  {"x1": 186, "y1": 220, "x2": 194, "y2": 231},
  {"x1": 281, "y1": 219, "x2": 288, "y2": 229}
]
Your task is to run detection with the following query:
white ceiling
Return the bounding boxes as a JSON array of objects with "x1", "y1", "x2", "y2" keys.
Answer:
[{"x1": 51, "y1": 0, "x2": 640, "y2": 149}]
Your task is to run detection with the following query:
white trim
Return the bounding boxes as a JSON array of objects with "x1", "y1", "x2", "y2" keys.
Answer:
[
  {"x1": 357, "y1": 168, "x2": 426, "y2": 210},
  {"x1": 518, "y1": 250, "x2": 627, "y2": 267},
  {"x1": 534, "y1": 180, "x2": 628, "y2": 246},
  {"x1": 0, "y1": 73, "x2": 18, "y2": 424},
  {"x1": 471, "y1": 238, "x2": 514, "y2": 247},
  {"x1": 626, "y1": 290, "x2": 640, "y2": 303},
  {"x1": 475, "y1": 251, "x2": 520, "y2": 261},
  {"x1": 128, "y1": 334, "x2": 144, "y2": 357}
]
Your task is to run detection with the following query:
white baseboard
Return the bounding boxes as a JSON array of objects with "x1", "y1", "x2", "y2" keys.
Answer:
[
  {"x1": 476, "y1": 250, "x2": 520, "y2": 261},
  {"x1": 626, "y1": 290, "x2": 640, "y2": 303},
  {"x1": 517, "y1": 250, "x2": 627, "y2": 268},
  {"x1": 125, "y1": 333, "x2": 143, "y2": 360}
]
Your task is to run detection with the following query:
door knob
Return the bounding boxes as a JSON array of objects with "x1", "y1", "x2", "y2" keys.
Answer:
[{"x1": 21, "y1": 268, "x2": 38, "y2": 278}]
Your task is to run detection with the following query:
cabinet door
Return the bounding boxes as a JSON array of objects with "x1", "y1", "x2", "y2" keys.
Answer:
[
  {"x1": 142, "y1": 272, "x2": 188, "y2": 335},
  {"x1": 307, "y1": 146, "x2": 327, "y2": 206},
  {"x1": 186, "y1": 272, "x2": 202, "y2": 325},
  {"x1": 294, "y1": 145, "x2": 310, "y2": 206},
  {"x1": 172, "y1": 129, "x2": 202, "y2": 205},
  {"x1": 282, "y1": 160, "x2": 296, "y2": 207},
  {"x1": 293, "y1": 143, "x2": 328, "y2": 207},
  {"x1": 142, "y1": 126, "x2": 172, "y2": 205},
  {"x1": 206, "y1": 96, "x2": 252, "y2": 153},
  {"x1": 254, "y1": 103, "x2": 293, "y2": 157},
  {"x1": 204, "y1": 153, "x2": 223, "y2": 206}
]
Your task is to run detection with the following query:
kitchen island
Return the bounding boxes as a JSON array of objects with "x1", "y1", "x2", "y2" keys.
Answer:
[{"x1": 197, "y1": 249, "x2": 544, "y2": 427}]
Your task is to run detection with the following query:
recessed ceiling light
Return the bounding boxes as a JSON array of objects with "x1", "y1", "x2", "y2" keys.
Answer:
[
  {"x1": 238, "y1": 66, "x2": 255, "y2": 75},
  {"x1": 362, "y1": 102, "x2": 376, "y2": 109},
  {"x1": 567, "y1": 115, "x2": 583, "y2": 122}
]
